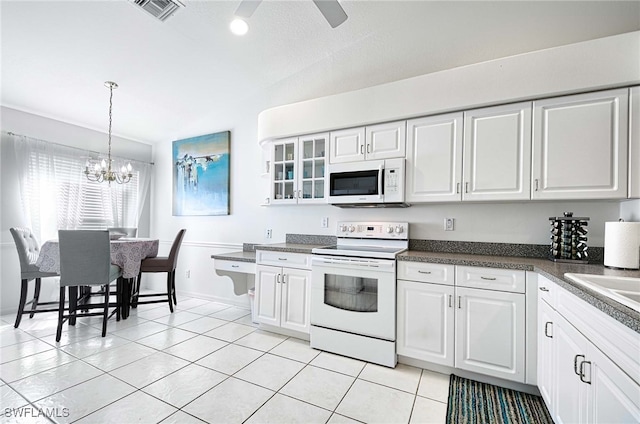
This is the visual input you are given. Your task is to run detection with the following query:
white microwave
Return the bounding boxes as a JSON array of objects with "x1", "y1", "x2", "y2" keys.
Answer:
[{"x1": 328, "y1": 158, "x2": 407, "y2": 207}]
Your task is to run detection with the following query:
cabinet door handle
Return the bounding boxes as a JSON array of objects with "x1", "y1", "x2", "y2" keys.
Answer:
[
  {"x1": 417, "y1": 270, "x2": 432, "y2": 274},
  {"x1": 276, "y1": 273, "x2": 281, "y2": 284},
  {"x1": 360, "y1": 144, "x2": 364, "y2": 154},
  {"x1": 544, "y1": 322, "x2": 553, "y2": 338},
  {"x1": 278, "y1": 258, "x2": 288, "y2": 261},
  {"x1": 456, "y1": 182, "x2": 460, "y2": 194},
  {"x1": 448, "y1": 295, "x2": 452, "y2": 308},
  {"x1": 367, "y1": 144, "x2": 371, "y2": 154},
  {"x1": 298, "y1": 190, "x2": 302, "y2": 199},
  {"x1": 574, "y1": 354, "x2": 585, "y2": 376},
  {"x1": 282, "y1": 274, "x2": 287, "y2": 284},
  {"x1": 579, "y1": 360, "x2": 592, "y2": 384},
  {"x1": 535, "y1": 179, "x2": 539, "y2": 191},
  {"x1": 465, "y1": 182, "x2": 469, "y2": 193},
  {"x1": 458, "y1": 296, "x2": 461, "y2": 309},
  {"x1": 231, "y1": 265, "x2": 239, "y2": 268},
  {"x1": 539, "y1": 287, "x2": 549, "y2": 292},
  {"x1": 480, "y1": 276, "x2": 497, "y2": 281}
]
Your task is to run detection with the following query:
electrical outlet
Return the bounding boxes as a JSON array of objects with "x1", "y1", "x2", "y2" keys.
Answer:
[
  {"x1": 265, "y1": 229, "x2": 272, "y2": 239},
  {"x1": 321, "y1": 217, "x2": 329, "y2": 228},
  {"x1": 444, "y1": 218, "x2": 455, "y2": 231}
]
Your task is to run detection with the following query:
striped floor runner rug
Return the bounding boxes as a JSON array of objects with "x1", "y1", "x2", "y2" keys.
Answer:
[{"x1": 446, "y1": 375, "x2": 553, "y2": 424}]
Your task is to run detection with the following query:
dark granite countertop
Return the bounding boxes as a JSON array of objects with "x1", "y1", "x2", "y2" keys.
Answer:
[
  {"x1": 211, "y1": 251, "x2": 256, "y2": 263},
  {"x1": 399, "y1": 251, "x2": 640, "y2": 333}
]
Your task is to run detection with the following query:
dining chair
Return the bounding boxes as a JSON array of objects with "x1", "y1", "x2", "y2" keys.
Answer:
[
  {"x1": 132, "y1": 229, "x2": 186, "y2": 313},
  {"x1": 107, "y1": 227, "x2": 137, "y2": 238},
  {"x1": 9, "y1": 227, "x2": 60, "y2": 328},
  {"x1": 56, "y1": 230, "x2": 123, "y2": 342}
]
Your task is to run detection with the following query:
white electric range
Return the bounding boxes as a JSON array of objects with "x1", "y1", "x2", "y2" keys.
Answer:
[{"x1": 310, "y1": 221, "x2": 409, "y2": 367}]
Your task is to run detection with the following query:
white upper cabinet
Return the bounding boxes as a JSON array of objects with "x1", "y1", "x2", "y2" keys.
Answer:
[
  {"x1": 462, "y1": 102, "x2": 532, "y2": 201},
  {"x1": 330, "y1": 127, "x2": 365, "y2": 164},
  {"x1": 406, "y1": 113, "x2": 464, "y2": 202},
  {"x1": 365, "y1": 121, "x2": 406, "y2": 160},
  {"x1": 330, "y1": 121, "x2": 405, "y2": 164},
  {"x1": 630, "y1": 86, "x2": 639, "y2": 198},
  {"x1": 270, "y1": 134, "x2": 328, "y2": 204},
  {"x1": 532, "y1": 88, "x2": 629, "y2": 200}
]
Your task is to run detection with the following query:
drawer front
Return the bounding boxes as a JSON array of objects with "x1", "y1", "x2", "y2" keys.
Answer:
[
  {"x1": 256, "y1": 251, "x2": 311, "y2": 269},
  {"x1": 537, "y1": 274, "x2": 556, "y2": 308},
  {"x1": 397, "y1": 261, "x2": 455, "y2": 285},
  {"x1": 214, "y1": 259, "x2": 256, "y2": 274},
  {"x1": 456, "y1": 266, "x2": 525, "y2": 293}
]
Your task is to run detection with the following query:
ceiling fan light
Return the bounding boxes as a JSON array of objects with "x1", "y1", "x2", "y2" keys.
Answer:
[{"x1": 230, "y1": 18, "x2": 249, "y2": 35}]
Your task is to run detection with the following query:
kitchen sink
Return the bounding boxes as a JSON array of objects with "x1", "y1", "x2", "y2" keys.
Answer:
[{"x1": 564, "y1": 273, "x2": 640, "y2": 313}]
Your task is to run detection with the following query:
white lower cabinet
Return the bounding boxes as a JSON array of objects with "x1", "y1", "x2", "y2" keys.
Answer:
[
  {"x1": 255, "y1": 263, "x2": 311, "y2": 334},
  {"x1": 397, "y1": 280, "x2": 455, "y2": 366},
  {"x1": 397, "y1": 262, "x2": 526, "y2": 383},
  {"x1": 537, "y1": 276, "x2": 640, "y2": 423},
  {"x1": 455, "y1": 286, "x2": 525, "y2": 382}
]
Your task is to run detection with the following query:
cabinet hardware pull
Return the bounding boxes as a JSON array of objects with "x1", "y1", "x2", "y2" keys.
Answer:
[
  {"x1": 579, "y1": 360, "x2": 592, "y2": 384},
  {"x1": 367, "y1": 144, "x2": 371, "y2": 154},
  {"x1": 231, "y1": 265, "x2": 239, "y2": 268},
  {"x1": 282, "y1": 274, "x2": 287, "y2": 284},
  {"x1": 298, "y1": 190, "x2": 302, "y2": 199},
  {"x1": 535, "y1": 179, "x2": 539, "y2": 191},
  {"x1": 544, "y1": 322, "x2": 553, "y2": 338},
  {"x1": 293, "y1": 191, "x2": 297, "y2": 199},
  {"x1": 539, "y1": 287, "x2": 549, "y2": 292},
  {"x1": 448, "y1": 295, "x2": 452, "y2": 308},
  {"x1": 278, "y1": 258, "x2": 287, "y2": 261},
  {"x1": 480, "y1": 276, "x2": 497, "y2": 281},
  {"x1": 360, "y1": 144, "x2": 364, "y2": 154},
  {"x1": 465, "y1": 182, "x2": 469, "y2": 193},
  {"x1": 417, "y1": 270, "x2": 432, "y2": 274},
  {"x1": 574, "y1": 354, "x2": 585, "y2": 375},
  {"x1": 458, "y1": 296, "x2": 461, "y2": 309},
  {"x1": 456, "y1": 183, "x2": 460, "y2": 194},
  {"x1": 276, "y1": 274, "x2": 281, "y2": 284}
]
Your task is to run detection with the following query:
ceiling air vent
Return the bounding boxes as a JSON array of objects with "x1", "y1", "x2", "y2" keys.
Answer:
[{"x1": 132, "y1": 0, "x2": 184, "y2": 22}]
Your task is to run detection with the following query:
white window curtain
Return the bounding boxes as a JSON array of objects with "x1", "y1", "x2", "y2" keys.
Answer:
[{"x1": 11, "y1": 133, "x2": 152, "y2": 242}]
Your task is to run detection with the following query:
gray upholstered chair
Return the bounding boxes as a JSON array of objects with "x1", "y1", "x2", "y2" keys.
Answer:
[
  {"x1": 132, "y1": 229, "x2": 186, "y2": 313},
  {"x1": 56, "y1": 230, "x2": 123, "y2": 342},
  {"x1": 10, "y1": 227, "x2": 59, "y2": 328},
  {"x1": 107, "y1": 227, "x2": 137, "y2": 238}
]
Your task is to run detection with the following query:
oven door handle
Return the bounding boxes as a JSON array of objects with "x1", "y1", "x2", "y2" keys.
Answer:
[{"x1": 312, "y1": 256, "x2": 395, "y2": 271}]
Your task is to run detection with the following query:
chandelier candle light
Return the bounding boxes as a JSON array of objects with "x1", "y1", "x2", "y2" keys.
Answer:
[{"x1": 84, "y1": 81, "x2": 133, "y2": 184}]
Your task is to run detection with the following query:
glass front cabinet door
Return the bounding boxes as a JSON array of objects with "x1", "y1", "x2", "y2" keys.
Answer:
[{"x1": 271, "y1": 133, "x2": 328, "y2": 205}]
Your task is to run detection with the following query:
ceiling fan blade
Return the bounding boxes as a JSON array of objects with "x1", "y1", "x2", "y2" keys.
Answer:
[
  {"x1": 234, "y1": 0, "x2": 262, "y2": 18},
  {"x1": 312, "y1": 0, "x2": 348, "y2": 28}
]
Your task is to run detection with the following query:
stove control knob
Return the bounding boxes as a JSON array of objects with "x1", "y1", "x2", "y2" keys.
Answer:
[
  {"x1": 395, "y1": 225, "x2": 404, "y2": 234},
  {"x1": 386, "y1": 226, "x2": 394, "y2": 234},
  {"x1": 339, "y1": 225, "x2": 346, "y2": 232},
  {"x1": 348, "y1": 225, "x2": 356, "y2": 233}
]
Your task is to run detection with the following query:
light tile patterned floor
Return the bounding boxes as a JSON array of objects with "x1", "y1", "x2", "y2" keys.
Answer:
[{"x1": 0, "y1": 296, "x2": 450, "y2": 423}]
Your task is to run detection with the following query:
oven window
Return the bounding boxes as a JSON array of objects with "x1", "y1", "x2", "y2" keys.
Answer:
[
  {"x1": 329, "y1": 170, "x2": 379, "y2": 196},
  {"x1": 323, "y1": 274, "x2": 378, "y2": 312}
]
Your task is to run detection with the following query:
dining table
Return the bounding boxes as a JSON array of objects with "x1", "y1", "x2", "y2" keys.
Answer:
[{"x1": 36, "y1": 237, "x2": 159, "y2": 319}]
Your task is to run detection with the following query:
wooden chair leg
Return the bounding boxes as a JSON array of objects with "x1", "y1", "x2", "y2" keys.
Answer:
[
  {"x1": 131, "y1": 272, "x2": 141, "y2": 308},
  {"x1": 102, "y1": 285, "x2": 109, "y2": 337},
  {"x1": 14, "y1": 279, "x2": 28, "y2": 328},
  {"x1": 69, "y1": 286, "x2": 77, "y2": 326},
  {"x1": 30, "y1": 278, "x2": 42, "y2": 318},
  {"x1": 116, "y1": 279, "x2": 121, "y2": 322},
  {"x1": 56, "y1": 287, "x2": 66, "y2": 342},
  {"x1": 167, "y1": 273, "x2": 174, "y2": 313},
  {"x1": 171, "y1": 271, "x2": 177, "y2": 305}
]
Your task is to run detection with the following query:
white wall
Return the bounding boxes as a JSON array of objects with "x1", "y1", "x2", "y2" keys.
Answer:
[{"x1": 0, "y1": 107, "x2": 153, "y2": 314}]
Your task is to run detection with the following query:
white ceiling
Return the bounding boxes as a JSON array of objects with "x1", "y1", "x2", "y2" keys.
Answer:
[{"x1": 1, "y1": 1, "x2": 639, "y2": 144}]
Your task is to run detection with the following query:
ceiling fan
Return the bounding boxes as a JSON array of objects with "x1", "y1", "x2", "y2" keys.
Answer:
[{"x1": 234, "y1": 0, "x2": 348, "y2": 28}]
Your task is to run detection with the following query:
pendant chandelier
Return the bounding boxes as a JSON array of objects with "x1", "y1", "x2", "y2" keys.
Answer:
[{"x1": 84, "y1": 81, "x2": 133, "y2": 184}]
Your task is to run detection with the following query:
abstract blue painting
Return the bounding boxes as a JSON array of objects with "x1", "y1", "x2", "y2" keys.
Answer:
[{"x1": 172, "y1": 131, "x2": 230, "y2": 216}]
